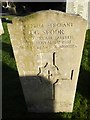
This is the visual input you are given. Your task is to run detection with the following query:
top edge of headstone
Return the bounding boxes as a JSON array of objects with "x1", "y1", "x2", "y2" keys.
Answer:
[{"x1": 12, "y1": 10, "x2": 87, "y2": 23}]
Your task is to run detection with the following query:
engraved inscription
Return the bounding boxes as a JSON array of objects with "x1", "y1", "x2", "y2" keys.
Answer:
[
  {"x1": 30, "y1": 22, "x2": 73, "y2": 28},
  {"x1": 28, "y1": 22, "x2": 77, "y2": 50},
  {"x1": 31, "y1": 29, "x2": 64, "y2": 35}
]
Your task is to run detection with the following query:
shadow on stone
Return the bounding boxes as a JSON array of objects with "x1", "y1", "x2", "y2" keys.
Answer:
[
  {"x1": 2, "y1": 62, "x2": 90, "y2": 119},
  {"x1": 20, "y1": 75, "x2": 54, "y2": 113},
  {"x1": 2, "y1": 62, "x2": 62, "y2": 119}
]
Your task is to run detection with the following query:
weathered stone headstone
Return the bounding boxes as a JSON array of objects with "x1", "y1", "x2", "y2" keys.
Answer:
[
  {"x1": 0, "y1": 19, "x2": 4, "y2": 35},
  {"x1": 66, "y1": 0, "x2": 90, "y2": 29},
  {"x1": 8, "y1": 10, "x2": 87, "y2": 112},
  {"x1": 88, "y1": 1, "x2": 90, "y2": 29}
]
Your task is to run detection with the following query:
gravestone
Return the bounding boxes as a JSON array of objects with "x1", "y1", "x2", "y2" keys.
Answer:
[
  {"x1": 88, "y1": 1, "x2": 90, "y2": 29},
  {"x1": 8, "y1": 10, "x2": 87, "y2": 112},
  {"x1": 0, "y1": 19, "x2": 4, "y2": 35},
  {"x1": 66, "y1": 0, "x2": 90, "y2": 29}
]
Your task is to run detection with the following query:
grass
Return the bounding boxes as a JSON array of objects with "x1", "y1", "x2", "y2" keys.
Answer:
[{"x1": 2, "y1": 17, "x2": 90, "y2": 119}]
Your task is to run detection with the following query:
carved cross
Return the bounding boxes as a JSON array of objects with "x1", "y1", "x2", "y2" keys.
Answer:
[{"x1": 37, "y1": 52, "x2": 60, "y2": 100}]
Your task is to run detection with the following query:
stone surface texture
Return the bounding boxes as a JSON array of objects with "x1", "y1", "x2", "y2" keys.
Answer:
[
  {"x1": 66, "y1": 0, "x2": 90, "y2": 29},
  {"x1": 8, "y1": 10, "x2": 87, "y2": 112},
  {"x1": 0, "y1": 19, "x2": 4, "y2": 35}
]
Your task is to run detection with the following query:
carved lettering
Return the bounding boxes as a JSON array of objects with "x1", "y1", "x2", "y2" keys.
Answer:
[
  {"x1": 30, "y1": 22, "x2": 73, "y2": 28},
  {"x1": 28, "y1": 22, "x2": 76, "y2": 50},
  {"x1": 43, "y1": 29, "x2": 64, "y2": 35}
]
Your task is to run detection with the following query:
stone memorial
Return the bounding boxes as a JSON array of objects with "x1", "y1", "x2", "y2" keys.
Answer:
[
  {"x1": 8, "y1": 10, "x2": 87, "y2": 112},
  {"x1": 88, "y1": 1, "x2": 90, "y2": 29},
  {"x1": 0, "y1": 19, "x2": 4, "y2": 35},
  {"x1": 66, "y1": 0, "x2": 90, "y2": 29}
]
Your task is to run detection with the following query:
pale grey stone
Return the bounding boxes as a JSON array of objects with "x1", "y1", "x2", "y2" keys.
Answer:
[
  {"x1": 66, "y1": 0, "x2": 90, "y2": 29},
  {"x1": 0, "y1": 19, "x2": 4, "y2": 35},
  {"x1": 88, "y1": 1, "x2": 90, "y2": 29}
]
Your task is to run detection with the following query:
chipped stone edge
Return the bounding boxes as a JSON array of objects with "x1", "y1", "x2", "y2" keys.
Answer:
[{"x1": 10, "y1": 10, "x2": 87, "y2": 24}]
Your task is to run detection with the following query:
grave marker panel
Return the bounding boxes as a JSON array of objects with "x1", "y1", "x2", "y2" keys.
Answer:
[{"x1": 8, "y1": 10, "x2": 87, "y2": 112}]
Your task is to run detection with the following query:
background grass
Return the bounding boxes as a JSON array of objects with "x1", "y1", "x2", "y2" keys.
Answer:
[{"x1": 1, "y1": 17, "x2": 90, "y2": 119}]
